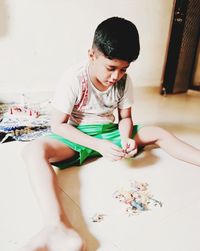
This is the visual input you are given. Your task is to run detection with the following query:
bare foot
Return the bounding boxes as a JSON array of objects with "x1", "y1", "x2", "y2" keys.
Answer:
[
  {"x1": 47, "y1": 223, "x2": 84, "y2": 251},
  {"x1": 18, "y1": 222, "x2": 85, "y2": 251}
]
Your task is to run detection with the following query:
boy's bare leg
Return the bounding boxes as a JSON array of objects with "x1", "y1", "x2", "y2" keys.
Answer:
[
  {"x1": 134, "y1": 126, "x2": 200, "y2": 167},
  {"x1": 20, "y1": 138, "x2": 84, "y2": 251}
]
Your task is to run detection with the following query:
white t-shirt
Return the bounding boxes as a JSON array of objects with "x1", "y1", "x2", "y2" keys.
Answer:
[{"x1": 52, "y1": 62, "x2": 134, "y2": 125}]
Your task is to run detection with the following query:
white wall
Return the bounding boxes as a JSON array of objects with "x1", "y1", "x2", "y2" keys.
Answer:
[{"x1": 0, "y1": 0, "x2": 174, "y2": 92}]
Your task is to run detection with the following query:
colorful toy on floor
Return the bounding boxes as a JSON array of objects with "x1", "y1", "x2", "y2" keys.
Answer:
[
  {"x1": 91, "y1": 181, "x2": 163, "y2": 223},
  {"x1": 114, "y1": 180, "x2": 162, "y2": 216},
  {"x1": 90, "y1": 213, "x2": 106, "y2": 223},
  {"x1": 8, "y1": 104, "x2": 40, "y2": 118},
  {"x1": 0, "y1": 100, "x2": 51, "y2": 143}
]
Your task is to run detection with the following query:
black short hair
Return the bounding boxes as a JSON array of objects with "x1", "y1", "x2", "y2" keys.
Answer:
[{"x1": 92, "y1": 17, "x2": 140, "y2": 62}]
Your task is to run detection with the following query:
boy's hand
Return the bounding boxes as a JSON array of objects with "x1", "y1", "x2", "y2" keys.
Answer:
[
  {"x1": 96, "y1": 139, "x2": 125, "y2": 161},
  {"x1": 121, "y1": 138, "x2": 137, "y2": 158}
]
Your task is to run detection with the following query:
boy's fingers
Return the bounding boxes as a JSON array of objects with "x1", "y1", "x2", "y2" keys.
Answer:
[
  {"x1": 112, "y1": 150, "x2": 125, "y2": 157},
  {"x1": 111, "y1": 144, "x2": 124, "y2": 153},
  {"x1": 109, "y1": 146, "x2": 125, "y2": 157},
  {"x1": 125, "y1": 148, "x2": 138, "y2": 158},
  {"x1": 126, "y1": 142, "x2": 137, "y2": 153},
  {"x1": 106, "y1": 154, "x2": 123, "y2": 161},
  {"x1": 112, "y1": 155, "x2": 123, "y2": 161}
]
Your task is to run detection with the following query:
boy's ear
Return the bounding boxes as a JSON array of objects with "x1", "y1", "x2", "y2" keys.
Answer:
[{"x1": 88, "y1": 48, "x2": 96, "y2": 60}]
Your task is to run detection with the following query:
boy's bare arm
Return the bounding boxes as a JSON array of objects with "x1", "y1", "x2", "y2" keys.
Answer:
[
  {"x1": 118, "y1": 107, "x2": 137, "y2": 156},
  {"x1": 51, "y1": 108, "x2": 102, "y2": 150},
  {"x1": 118, "y1": 107, "x2": 133, "y2": 141},
  {"x1": 50, "y1": 108, "x2": 124, "y2": 160}
]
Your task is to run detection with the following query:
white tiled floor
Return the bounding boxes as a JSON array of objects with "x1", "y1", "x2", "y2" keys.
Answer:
[{"x1": 1, "y1": 87, "x2": 200, "y2": 251}]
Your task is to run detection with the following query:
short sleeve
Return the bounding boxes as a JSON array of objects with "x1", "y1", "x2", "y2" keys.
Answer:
[
  {"x1": 52, "y1": 71, "x2": 80, "y2": 114},
  {"x1": 118, "y1": 74, "x2": 134, "y2": 109}
]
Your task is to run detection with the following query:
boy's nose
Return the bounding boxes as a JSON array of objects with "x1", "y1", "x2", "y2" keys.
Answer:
[{"x1": 111, "y1": 70, "x2": 120, "y2": 81}]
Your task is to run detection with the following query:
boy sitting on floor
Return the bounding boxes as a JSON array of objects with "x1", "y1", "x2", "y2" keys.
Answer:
[{"x1": 21, "y1": 17, "x2": 200, "y2": 251}]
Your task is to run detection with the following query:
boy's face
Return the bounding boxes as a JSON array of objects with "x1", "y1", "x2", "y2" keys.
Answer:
[{"x1": 88, "y1": 49, "x2": 130, "y2": 90}]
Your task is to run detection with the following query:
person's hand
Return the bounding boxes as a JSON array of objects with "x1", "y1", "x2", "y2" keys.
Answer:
[
  {"x1": 95, "y1": 139, "x2": 125, "y2": 161},
  {"x1": 121, "y1": 138, "x2": 137, "y2": 158}
]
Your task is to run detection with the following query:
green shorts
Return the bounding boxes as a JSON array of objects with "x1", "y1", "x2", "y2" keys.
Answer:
[{"x1": 48, "y1": 123, "x2": 143, "y2": 169}]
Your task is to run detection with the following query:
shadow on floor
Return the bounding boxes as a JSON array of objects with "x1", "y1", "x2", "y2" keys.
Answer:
[{"x1": 124, "y1": 145, "x2": 160, "y2": 169}]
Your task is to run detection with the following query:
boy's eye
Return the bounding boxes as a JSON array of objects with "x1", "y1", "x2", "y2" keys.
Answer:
[
  {"x1": 106, "y1": 67, "x2": 115, "y2": 71},
  {"x1": 106, "y1": 67, "x2": 127, "y2": 72}
]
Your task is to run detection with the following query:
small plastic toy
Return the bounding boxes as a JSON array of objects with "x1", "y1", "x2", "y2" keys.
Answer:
[
  {"x1": 8, "y1": 105, "x2": 40, "y2": 118},
  {"x1": 90, "y1": 213, "x2": 106, "y2": 223},
  {"x1": 114, "y1": 180, "x2": 162, "y2": 216}
]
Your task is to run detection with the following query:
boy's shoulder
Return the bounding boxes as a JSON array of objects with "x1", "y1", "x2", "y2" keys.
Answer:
[{"x1": 56, "y1": 61, "x2": 89, "y2": 95}]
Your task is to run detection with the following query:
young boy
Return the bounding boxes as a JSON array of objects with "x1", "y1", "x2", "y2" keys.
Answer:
[{"x1": 21, "y1": 17, "x2": 200, "y2": 251}]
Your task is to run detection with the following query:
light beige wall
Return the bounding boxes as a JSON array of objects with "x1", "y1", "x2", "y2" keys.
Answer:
[{"x1": 0, "y1": 0, "x2": 174, "y2": 92}]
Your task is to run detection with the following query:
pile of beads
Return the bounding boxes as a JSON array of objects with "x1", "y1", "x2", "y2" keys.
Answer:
[{"x1": 114, "y1": 181, "x2": 162, "y2": 216}]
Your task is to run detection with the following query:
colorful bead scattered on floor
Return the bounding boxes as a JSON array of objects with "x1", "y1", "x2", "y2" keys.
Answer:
[
  {"x1": 90, "y1": 213, "x2": 106, "y2": 223},
  {"x1": 91, "y1": 181, "x2": 162, "y2": 223},
  {"x1": 114, "y1": 181, "x2": 162, "y2": 216}
]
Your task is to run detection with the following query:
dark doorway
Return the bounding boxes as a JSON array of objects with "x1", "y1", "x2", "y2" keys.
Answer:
[{"x1": 161, "y1": 0, "x2": 200, "y2": 94}]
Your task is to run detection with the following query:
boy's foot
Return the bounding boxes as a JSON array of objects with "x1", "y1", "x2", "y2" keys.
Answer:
[
  {"x1": 47, "y1": 223, "x2": 84, "y2": 251},
  {"x1": 18, "y1": 222, "x2": 85, "y2": 251}
]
